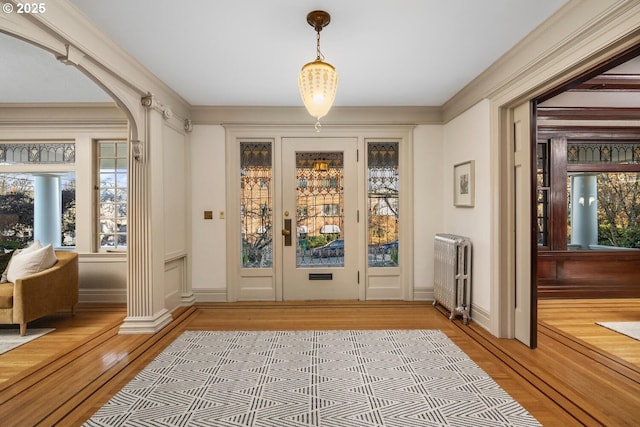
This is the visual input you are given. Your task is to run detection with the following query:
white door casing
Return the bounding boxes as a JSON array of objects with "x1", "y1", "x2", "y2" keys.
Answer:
[{"x1": 225, "y1": 126, "x2": 413, "y2": 302}]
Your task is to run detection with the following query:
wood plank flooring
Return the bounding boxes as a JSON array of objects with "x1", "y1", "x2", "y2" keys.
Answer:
[
  {"x1": 0, "y1": 305, "x2": 126, "y2": 385},
  {"x1": 0, "y1": 299, "x2": 638, "y2": 426},
  {"x1": 539, "y1": 298, "x2": 640, "y2": 366}
]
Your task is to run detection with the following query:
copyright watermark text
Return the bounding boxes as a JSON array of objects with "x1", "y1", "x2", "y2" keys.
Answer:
[{"x1": 2, "y1": 2, "x2": 47, "y2": 14}]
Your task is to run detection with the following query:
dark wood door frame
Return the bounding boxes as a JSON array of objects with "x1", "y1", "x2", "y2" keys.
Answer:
[{"x1": 532, "y1": 44, "x2": 640, "y2": 308}]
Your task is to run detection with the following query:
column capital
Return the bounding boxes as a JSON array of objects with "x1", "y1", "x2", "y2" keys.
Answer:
[
  {"x1": 141, "y1": 93, "x2": 173, "y2": 120},
  {"x1": 131, "y1": 139, "x2": 144, "y2": 162}
]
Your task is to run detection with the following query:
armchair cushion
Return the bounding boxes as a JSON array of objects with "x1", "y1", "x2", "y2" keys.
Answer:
[
  {"x1": 6, "y1": 244, "x2": 57, "y2": 284},
  {"x1": 1, "y1": 241, "x2": 43, "y2": 283}
]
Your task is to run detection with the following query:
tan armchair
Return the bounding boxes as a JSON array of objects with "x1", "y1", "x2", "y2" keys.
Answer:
[{"x1": 0, "y1": 251, "x2": 78, "y2": 336}]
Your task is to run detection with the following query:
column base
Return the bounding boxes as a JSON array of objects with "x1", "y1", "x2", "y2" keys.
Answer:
[
  {"x1": 118, "y1": 309, "x2": 173, "y2": 334},
  {"x1": 181, "y1": 292, "x2": 196, "y2": 306}
]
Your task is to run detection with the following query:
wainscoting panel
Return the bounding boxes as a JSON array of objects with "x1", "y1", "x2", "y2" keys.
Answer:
[{"x1": 538, "y1": 251, "x2": 640, "y2": 298}]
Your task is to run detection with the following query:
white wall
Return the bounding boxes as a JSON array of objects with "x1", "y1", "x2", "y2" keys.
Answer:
[
  {"x1": 442, "y1": 99, "x2": 492, "y2": 318},
  {"x1": 412, "y1": 125, "x2": 444, "y2": 300},
  {"x1": 190, "y1": 123, "x2": 449, "y2": 302},
  {"x1": 78, "y1": 255, "x2": 127, "y2": 303},
  {"x1": 162, "y1": 123, "x2": 189, "y2": 310},
  {"x1": 190, "y1": 125, "x2": 227, "y2": 300},
  {"x1": 178, "y1": 116, "x2": 488, "y2": 310},
  {"x1": 163, "y1": 124, "x2": 188, "y2": 258}
]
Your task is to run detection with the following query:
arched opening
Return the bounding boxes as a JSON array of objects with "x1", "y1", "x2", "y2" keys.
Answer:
[
  {"x1": 2, "y1": 8, "x2": 193, "y2": 335},
  {"x1": 0, "y1": 29, "x2": 134, "y2": 307}
]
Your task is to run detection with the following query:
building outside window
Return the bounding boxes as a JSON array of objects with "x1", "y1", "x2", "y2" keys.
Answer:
[
  {"x1": 0, "y1": 142, "x2": 76, "y2": 251},
  {"x1": 97, "y1": 141, "x2": 128, "y2": 250},
  {"x1": 537, "y1": 139, "x2": 640, "y2": 250}
]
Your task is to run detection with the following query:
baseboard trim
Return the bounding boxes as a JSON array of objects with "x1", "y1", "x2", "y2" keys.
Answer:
[
  {"x1": 471, "y1": 304, "x2": 490, "y2": 331},
  {"x1": 79, "y1": 288, "x2": 127, "y2": 304},
  {"x1": 413, "y1": 287, "x2": 433, "y2": 301},
  {"x1": 193, "y1": 289, "x2": 228, "y2": 302}
]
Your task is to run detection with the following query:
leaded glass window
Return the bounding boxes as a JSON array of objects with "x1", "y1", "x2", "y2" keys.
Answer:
[
  {"x1": 567, "y1": 143, "x2": 640, "y2": 164},
  {"x1": 368, "y1": 142, "x2": 399, "y2": 267},
  {"x1": 240, "y1": 142, "x2": 273, "y2": 268},
  {"x1": 0, "y1": 142, "x2": 75, "y2": 164}
]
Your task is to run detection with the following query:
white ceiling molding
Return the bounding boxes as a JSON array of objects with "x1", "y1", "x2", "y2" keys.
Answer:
[
  {"x1": 443, "y1": 0, "x2": 640, "y2": 121},
  {"x1": 191, "y1": 106, "x2": 443, "y2": 126},
  {"x1": 0, "y1": 103, "x2": 126, "y2": 127}
]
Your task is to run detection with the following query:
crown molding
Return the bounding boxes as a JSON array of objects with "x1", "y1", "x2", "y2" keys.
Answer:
[
  {"x1": 0, "y1": 102, "x2": 127, "y2": 127},
  {"x1": 191, "y1": 106, "x2": 442, "y2": 126},
  {"x1": 442, "y1": 0, "x2": 640, "y2": 122}
]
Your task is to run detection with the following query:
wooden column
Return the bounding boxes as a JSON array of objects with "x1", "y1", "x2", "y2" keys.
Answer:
[{"x1": 119, "y1": 95, "x2": 172, "y2": 334}]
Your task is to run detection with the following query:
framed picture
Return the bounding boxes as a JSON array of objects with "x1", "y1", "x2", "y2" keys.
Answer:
[{"x1": 453, "y1": 160, "x2": 475, "y2": 207}]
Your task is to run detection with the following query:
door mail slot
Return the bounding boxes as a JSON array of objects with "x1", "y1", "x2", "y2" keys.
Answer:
[{"x1": 309, "y1": 273, "x2": 333, "y2": 281}]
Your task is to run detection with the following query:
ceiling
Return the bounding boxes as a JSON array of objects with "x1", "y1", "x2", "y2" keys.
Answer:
[{"x1": 1, "y1": 0, "x2": 571, "y2": 107}]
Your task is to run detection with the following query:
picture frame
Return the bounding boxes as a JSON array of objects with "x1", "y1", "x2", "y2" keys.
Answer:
[{"x1": 453, "y1": 160, "x2": 475, "y2": 207}]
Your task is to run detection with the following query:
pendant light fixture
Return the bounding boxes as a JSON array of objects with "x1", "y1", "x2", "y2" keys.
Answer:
[{"x1": 298, "y1": 10, "x2": 338, "y2": 132}]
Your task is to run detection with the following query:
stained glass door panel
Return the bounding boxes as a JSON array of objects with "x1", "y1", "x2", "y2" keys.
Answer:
[
  {"x1": 282, "y1": 138, "x2": 358, "y2": 300},
  {"x1": 295, "y1": 151, "x2": 344, "y2": 268}
]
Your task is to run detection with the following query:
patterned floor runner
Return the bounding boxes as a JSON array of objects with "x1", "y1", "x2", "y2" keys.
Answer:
[{"x1": 84, "y1": 330, "x2": 540, "y2": 426}]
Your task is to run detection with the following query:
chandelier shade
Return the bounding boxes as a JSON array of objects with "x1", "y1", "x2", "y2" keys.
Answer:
[
  {"x1": 298, "y1": 59, "x2": 338, "y2": 121},
  {"x1": 298, "y1": 10, "x2": 338, "y2": 130}
]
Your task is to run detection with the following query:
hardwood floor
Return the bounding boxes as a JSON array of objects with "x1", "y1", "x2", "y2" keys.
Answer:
[
  {"x1": 0, "y1": 305, "x2": 127, "y2": 385},
  {"x1": 0, "y1": 299, "x2": 638, "y2": 426},
  {"x1": 538, "y1": 298, "x2": 640, "y2": 366}
]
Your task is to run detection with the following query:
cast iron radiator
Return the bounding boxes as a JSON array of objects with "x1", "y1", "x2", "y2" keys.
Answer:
[{"x1": 432, "y1": 233, "x2": 472, "y2": 324}]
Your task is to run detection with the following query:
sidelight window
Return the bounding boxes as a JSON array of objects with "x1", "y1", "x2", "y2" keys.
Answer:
[
  {"x1": 240, "y1": 142, "x2": 273, "y2": 268},
  {"x1": 367, "y1": 142, "x2": 399, "y2": 267}
]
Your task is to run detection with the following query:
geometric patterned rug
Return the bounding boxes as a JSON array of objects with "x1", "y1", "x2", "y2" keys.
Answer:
[{"x1": 83, "y1": 330, "x2": 541, "y2": 426}]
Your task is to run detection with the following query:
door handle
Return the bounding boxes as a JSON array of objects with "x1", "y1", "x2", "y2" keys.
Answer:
[{"x1": 283, "y1": 218, "x2": 292, "y2": 246}]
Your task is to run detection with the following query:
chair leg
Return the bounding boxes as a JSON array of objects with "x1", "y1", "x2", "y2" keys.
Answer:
[
  {"x1": 71, "y1": 303, "x2": 76, "y2": 316},
  {"x1": 20, "y1": 323, "x2": 26, "y2": 337}
]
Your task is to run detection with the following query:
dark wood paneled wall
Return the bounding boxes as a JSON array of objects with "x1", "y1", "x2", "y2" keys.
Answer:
[{"x1": 538, "y1": 250, "x2": 640, "y2": 298}]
